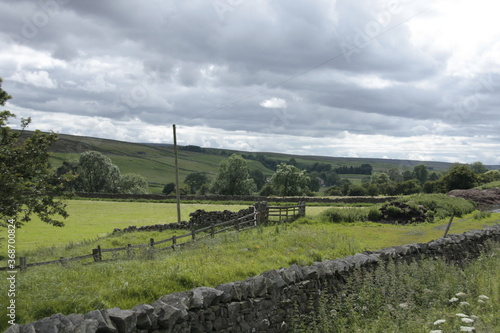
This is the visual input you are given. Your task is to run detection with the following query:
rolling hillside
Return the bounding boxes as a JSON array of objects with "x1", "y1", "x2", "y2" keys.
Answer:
[{"x1": 33, "y1": 131, "x2": 495, "y2": 193}]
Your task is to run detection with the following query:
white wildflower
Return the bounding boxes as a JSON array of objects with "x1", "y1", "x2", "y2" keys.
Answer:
[
  {"x1": 456, "y1": 292, "x2": 467, "y2": 297},
  {"x1": 430, "y1": 330, "x2": 443, "y2": 333},
  {"x1": 399, "y1": 302, "x2": 409, "y2": 309},
  {"x1": 433, "y1": 319, "x2": 446, "y2": 325},
  {"x1": 478, "y1": 295, "x2": 489, "y2": 300},
  {"x1": 460, "y1": 326, "x2": 475, "y2": 332},
  {"x1": 471, "y1": 315, "x2": 479, "y2": 320},
  {"x1": 449, "y1": 297, "x2": 459, "y2": 303},
  {"x1": 460, "y1": 301, "x2": 471, "y2": 307},
  {"x1": 456, "y1": 313, "x2": 469, "y2": 318},
  {"x1": 478, "y1": 300, "x2": 485, "y2": 304},
  {"x1": 461, "y1": 318, "x2": 475, "y2": 324}
]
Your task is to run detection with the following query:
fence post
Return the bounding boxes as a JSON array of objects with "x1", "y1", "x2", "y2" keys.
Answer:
[
  {"x1": 172, "y1": 235, "x2": 177, "y2": 250},
  {"x1": 255, "y1": 202, "x2": 269, "y2": 224},
  {"x1": 20, "y1": 257, "x2": 27, "y2": 272},
  {"x1": 443, "y1": 214, "x2": 454, "y2": 237},
  {"x1": 92, "y1": 247, "x2": 102, "y2": 262},
  {"x1": 299, "y1": 201, "x2": 306, "y2": 217},
  {"x1": 60, "y1": 257, "x2": 68, "y2": 267},
  {"x1": 127, "y1": 244, "x2": 132, "y2": 258},
  {"x1": 192, "y1": 229, "x2": 196, "y2": 240},
  {"x1": 211, "y1": 223, "x2": 215, "y2": 238},
  {"x1": 150, "y1": 238, "x2": 155, "y2": 247}
]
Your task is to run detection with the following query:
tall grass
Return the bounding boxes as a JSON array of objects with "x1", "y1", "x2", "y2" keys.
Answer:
[
  {"x1": 292, "y1": 241, "x2": 500, "y2": 332},
  {"x1": 0, "y1": 221, "x2": 364, "y2": 329}
]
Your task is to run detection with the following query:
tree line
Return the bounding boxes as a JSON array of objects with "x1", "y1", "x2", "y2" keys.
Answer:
[{"x1": 163, "y1": 154, "x2": 500, "y2": 198}]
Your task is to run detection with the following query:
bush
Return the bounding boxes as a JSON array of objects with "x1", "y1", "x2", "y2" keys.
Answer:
[{"x1": 319, "y1": 207, "x2": 370, "y2": 223}]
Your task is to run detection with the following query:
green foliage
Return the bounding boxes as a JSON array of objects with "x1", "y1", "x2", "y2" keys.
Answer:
[
  {"x1": 478, "y1": 170, "x2": 500, "y2": 185},
  {"x1": 441, "y1": 164, "x2": 478, "y2": 191},
  {"x1": 58, "y1": 151, "x2": 149, "y2": 194},
  {"x1": 77, "y1": 151, "x2": 121, "y2": 192},
  {"x1": 120, "y1": 173, "x2": 149, "y2": 194},
  {"x1": 412, "y1": 163, "x2": 429, "y2": 184},
  {"x1": 270, "y1": 163, "x2": 311, "y2": 196},
  {"x1": 211, "y1": 154, "x2": 256, "y2": 195},
  {"x1": 395, "y1": 179, "x2": 422, "y2": 195},
  {"x1": 249, "y1": 169, "x2": 266, "y2": 191},
  {"x1": 403, "y1": 193, "x2": 476, "y2": 219},
  {"x1": 0, "y1": 79, "x2": 68, "y2": 227},
  {"x1": 469, "y1": 161, "x2": 488, "y2": 174},
  {"x1": 472, "y1": 210, "x2": 491, "y2": 220},
  {"x1": 347, "y1": 185, "x2": 367, "y2": 196},
  {"x1": 319, "y1": 207, "x2": 371, "y2": 223},
  {"x1": 184, "y1": 172, "x2": 209, "y2": 194},
  {"x1": 162, "y1": 182, "x2": 175, "y2": 195},
  {"x1": 293, "y1": 242, "x2": 500, "y2": 332}
]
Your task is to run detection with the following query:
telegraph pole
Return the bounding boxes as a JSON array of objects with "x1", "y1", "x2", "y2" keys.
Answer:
[{"x1": 173, "y1": 124, "x2": 181, "y2": 223}]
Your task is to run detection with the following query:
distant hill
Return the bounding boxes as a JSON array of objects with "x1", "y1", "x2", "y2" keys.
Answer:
[{"x1": 20, "y1": 131, "x2": 496, "y2": 193}]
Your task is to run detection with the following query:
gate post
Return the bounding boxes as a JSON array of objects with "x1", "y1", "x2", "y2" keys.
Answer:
[{"x1": 255, "y1": 202, "x2": 269, "y2": 225}]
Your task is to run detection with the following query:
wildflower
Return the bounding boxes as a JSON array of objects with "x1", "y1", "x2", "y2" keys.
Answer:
[
  {"x1": 461, "y1": 318, "x2": 475, "y2": 324},
  {"x1": 470, "y1": 315, "x2": 479, "y2": 320},
  {"x1": 449, "y1": 297, "x2": 459, "y2": 303},
  {"x1": 433, "y1": 319, "x2": 446, "y2": 325},
  {"x1": 460, "y1": 301, "x2": 471, "y2": 307},
  {"x1": 478, "y1": 300, "x2": 485, "y2": 304},
  {"x1": 478, "y1": 295, "x2": 489, "y2": 300},
  {"x1": 456, "y1": 292, "x2": 467, "y2": 297},
  {"x1": 456, "y1": 313, "x2": 469, "y2": 318},
  {"x1": 460, "y1": 326, "x2": 475, "y2": 332},
  {"x1": 430, "y1": 330, "x2": 443, "y2": 333},
  {"x1": 399, "y1": 302, "x2": 409, "y2": 309}
]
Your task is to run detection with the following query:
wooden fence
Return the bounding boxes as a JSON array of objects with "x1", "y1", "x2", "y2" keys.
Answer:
[{"x1": 3, "y1": 201, "x2": 305, "y2": 271}]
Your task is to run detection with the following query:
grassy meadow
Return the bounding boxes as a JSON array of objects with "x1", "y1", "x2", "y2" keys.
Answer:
[{"x1": 1, "y1": 198, "x2": 499, "y2": 330}]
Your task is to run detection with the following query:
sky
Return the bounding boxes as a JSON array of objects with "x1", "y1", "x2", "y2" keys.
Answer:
[{"x1": 0, "y1": 0, "x2": 499, "y2": 165}]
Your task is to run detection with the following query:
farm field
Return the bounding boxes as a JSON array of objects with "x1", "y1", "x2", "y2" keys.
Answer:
[
  {"x1": 2, "y1": 198, "x2": 499, "y2": 330},
  {"x1": 12, "y1": 200, "x2": 251, "y2": 253}
]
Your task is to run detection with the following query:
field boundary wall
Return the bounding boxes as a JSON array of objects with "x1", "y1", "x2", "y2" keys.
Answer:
[
  {"x1": 7, "y1": 224, "x2": 500, "y2": 333},
  {"x1": 73, "y1": 192, "x2": 396, "y2": 204}
]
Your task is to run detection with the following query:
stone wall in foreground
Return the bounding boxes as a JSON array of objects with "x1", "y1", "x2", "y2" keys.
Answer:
[{"x1": 7, "y1": 225, "x2": 500, "y2": 333}]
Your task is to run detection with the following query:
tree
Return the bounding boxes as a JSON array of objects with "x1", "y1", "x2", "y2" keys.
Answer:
[
  {"x1": 77, "y1": 151, "x2": 122, "y2": 193},
  {"x1": 395, "y1": 179, "x2": 422, "y2": 195},
  {"x1": 59, "y1": 151, "x2": 149, "y2": 193},
  {"x1": 211, "y1": 154, "x2": 256, "y2": 195},
  {"x1": 412, "y1": 164, "x2": 429, "y2": 184},
  {"x1": 348, "y1": 185, "x2": 368, "y2": 196},
  {"x1": 0, "y1": 79, "x2": 68, "y2": 227},
  {"x1": 162, "y1": 182, "x2": 176, "y2": 195},
  {"x1": 270, "y1": 163, "x2": 310, "y2": 196},
  {"x1": 469, "y1": 161, "x2": 488, "y2": 174},
  {"x1": 120, "y1": 173, "x2": 149, "y2": 194},
  {"x1": 184, "y1": 172, "x2": 208, "y2": 194},
  {"x1": 441, "y1": 164, "x2": 478, "y2": 191},
  {"x1": 249, "y1": 169, "x2": 266, "y2": 191}
]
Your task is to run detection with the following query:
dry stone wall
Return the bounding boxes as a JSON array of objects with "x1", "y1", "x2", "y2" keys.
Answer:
[
  {"x1": 74, "y1": 192, "x2": 396, "y2": 204},
  {"x1": 7, "y1": 225, "x2": 500, "y2": 333}
]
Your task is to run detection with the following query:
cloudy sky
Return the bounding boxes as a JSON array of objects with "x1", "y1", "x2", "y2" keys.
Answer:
[{"x1": 1, "y1": 0, "x2": 499, "y2": 165}]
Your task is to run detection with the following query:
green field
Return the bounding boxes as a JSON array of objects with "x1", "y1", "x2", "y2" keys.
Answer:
[
  {"x1": 2, "y1": 199, "x2": 499, "y2": 329},
  {"x1": 13, "y1": 200, "x2": 250, "y2": 253}
]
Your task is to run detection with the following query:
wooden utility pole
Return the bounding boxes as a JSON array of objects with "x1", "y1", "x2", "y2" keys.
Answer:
[{"x1": 173, "y1": 124, "x2": 181, "y2": 223}]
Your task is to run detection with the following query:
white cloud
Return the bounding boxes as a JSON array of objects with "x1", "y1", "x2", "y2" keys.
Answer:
[
  {"x1": 10, "y1": 70, "x2": 57, "y2": 88},
  {"x1": 260, "y1": 97, "x2": 287, "y2": 109}
]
